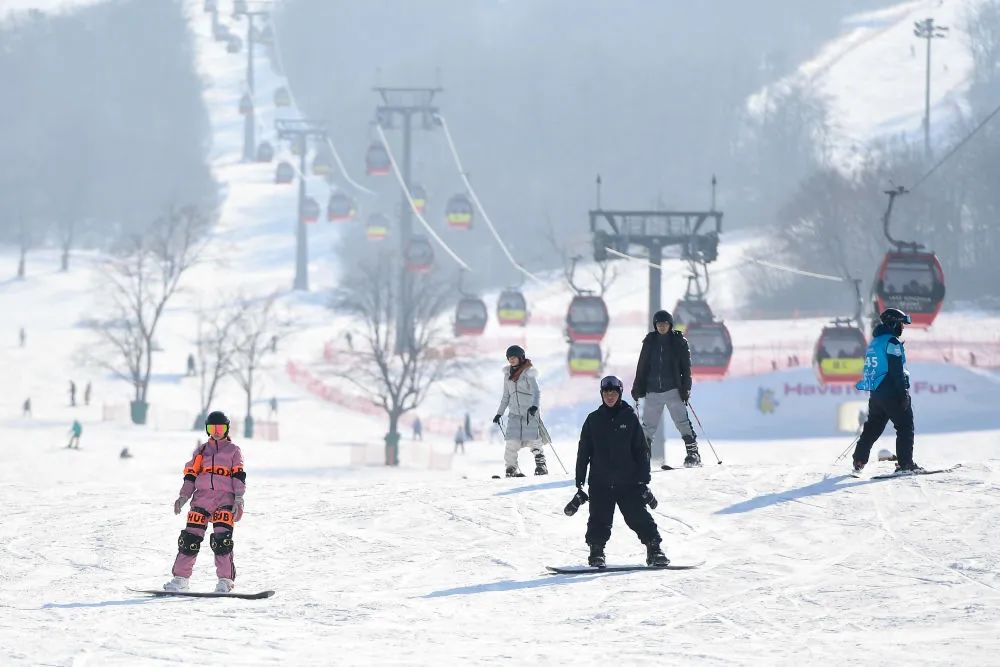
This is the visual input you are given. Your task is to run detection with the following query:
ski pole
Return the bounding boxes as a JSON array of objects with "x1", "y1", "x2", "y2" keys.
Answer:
[
  {"x1": 687, "y1": 401, "x2": 722, "y2": 465},
  {"x1": 537, "y1": 416, "x2": 568, "y2": 474},
  {"x1": 834, "y1": 434, "x2": 861, "y2": 464},
  {"x1": 496, "y1": 417, "x2": 506, "y2": 440}
]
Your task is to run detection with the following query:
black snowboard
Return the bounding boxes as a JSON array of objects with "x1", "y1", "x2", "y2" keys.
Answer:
[
  {"x1": 871, "y1": 464, "x2": 961, "y2": 480},
  {"x1": 546, "y1": 563, "x2": 701, "y2": 575},
  {"x1": 129, "y1": 588, "x2": 274, "y2": 600}
]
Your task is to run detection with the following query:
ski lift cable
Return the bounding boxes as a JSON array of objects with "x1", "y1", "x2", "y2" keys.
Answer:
[
  {"x1": 745, "y1": 256, "x2": 844, "y2": 282},
  {"x1": 911, "y1": 97, "x2": 1000, "y2": 192},
  {"x1": 269, "y1": 2, "x2": 375, "y2": 196},
  {"x1": 434, "y1": 114, "x2": 542, "y2": 284},
  {"x1": 604, "y1": 247, "x2": 664, "y2": 271},
  {"x1": 374, "y1": 124, "x2": 471, "y2": 271}
]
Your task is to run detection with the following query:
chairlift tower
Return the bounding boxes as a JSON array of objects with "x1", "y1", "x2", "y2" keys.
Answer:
[
  {"x1": 275, "y1": 118, "x2": 327, "y2": 291},
  {"x1": 373, "y1": 85, "x2": 442, "y2": 353},
  {"x1": 913, "y1": 17, "x2": 948, "y2": 159},
  {"x1": 234, "y1": 2, "x2": 271, "y2": 162}
]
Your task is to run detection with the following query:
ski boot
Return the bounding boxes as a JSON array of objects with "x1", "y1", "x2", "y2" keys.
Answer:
[
  {"x1": 683, "y1": 442, "x2": 702, "y2": 468},
  {"x1": 894, "y1": 461, "x2": 925, "y2": 475},
  {"x1": 645, "y1": 541, "x2": 670, "y2": 567},
  {"x1": 505, "y1": 466, "x2": 525, "y2": 478},
  {"x1": 534, "y1": 453, "x2": 548, "y2": 476},
  {"x1": 215, "y1": 578, "x2": 235, "y2": 593},
  {"x1": 588, "y1": 543, "x2": 606, "y2": 569},
  {"x1": 851, "y1": 460, "x2": 865, "y2": 475},
  {"x1": 163, "y1": 576, "x2": 189, "y2": 592},
  {"x1": 877, "y1": 449, "x2": 897, "y2": 462}
]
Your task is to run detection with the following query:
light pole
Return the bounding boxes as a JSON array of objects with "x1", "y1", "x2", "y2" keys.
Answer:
[
  {"x1": 913, "y1": 17, "x2": 948, "y2": 159},
  {"x1": 275, "y1": 119, "x2": 327, "y2": 291}
]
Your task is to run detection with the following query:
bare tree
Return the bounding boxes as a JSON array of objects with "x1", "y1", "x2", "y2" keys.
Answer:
[
  {"x1": 194, "y1": 300, "x2": 243, "y2": 427},
  {"x1": 86, "y1": 204, "x2": 207, "y2": 423},
  {"x1": 230, "y1": 294, "x2": 292, "y2": 439},
  {"x1": 332, "y1": 252, "x2": 469, "y2": 466}
]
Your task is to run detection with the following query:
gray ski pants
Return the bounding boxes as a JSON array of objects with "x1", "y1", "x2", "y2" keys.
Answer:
[{"x1": 641, "y1": 389, "x2": 696, "y2": 443}]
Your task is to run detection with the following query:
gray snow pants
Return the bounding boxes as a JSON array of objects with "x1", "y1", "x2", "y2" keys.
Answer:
[{"x1": 641, "y1": 389, "x2": 696, "y2": 443}]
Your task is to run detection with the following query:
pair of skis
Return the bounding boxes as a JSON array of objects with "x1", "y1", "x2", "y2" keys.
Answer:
[
  {"x1": 851, "y1": 463, "x2": 961, "y2": 479},
  {"x1": 129, "y1": 588, "x2": 274, "y2": 600}
]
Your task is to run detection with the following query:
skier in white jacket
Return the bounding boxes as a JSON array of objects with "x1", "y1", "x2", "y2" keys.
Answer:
[{"x1": 494, "y1": 345, "x2": 547, "y2": 477}]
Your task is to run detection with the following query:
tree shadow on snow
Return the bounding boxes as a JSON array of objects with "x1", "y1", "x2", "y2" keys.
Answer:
[
  {"x1": 423, "y1": 571, "x2": 630, "y2": 598},
  {"x1": 714, "y1": 474, "x2": 884, "y2": 515},
  {"x1": 494, "y1": 479, "x2": 576, "y2": 496}
]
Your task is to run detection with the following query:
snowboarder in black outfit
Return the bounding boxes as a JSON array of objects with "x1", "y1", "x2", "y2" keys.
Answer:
[
  {"x1": 853, "y1": 308, "x2": 922, "y2": 474},
  {"x1": 631, "y1": 310, "x2": 700, "y2": 466},
  {"x1": 575, "y1": 375, "x2": 668, "y2": 568}
]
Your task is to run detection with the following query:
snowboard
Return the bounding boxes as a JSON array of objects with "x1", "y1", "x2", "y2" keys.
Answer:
[
  {"x1": 129, "y1": 588, "x2": 274, "y2": 600},
  {"x1": 546, "y1": 563, "x2": 702, "y2": 575},
  {"x1": 870, "y1": 464, "x2": 961, "y2": 480}
]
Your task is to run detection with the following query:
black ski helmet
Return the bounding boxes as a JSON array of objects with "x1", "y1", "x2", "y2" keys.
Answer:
[
  {"x1": 879, "y1": 308, "x2": 911, "y2": 327},
  {"x1": 505, "y1": 345, "x2": 525, "y2": 361},
  {"x1": 599, "y1": 375, "x2": 623, "y2": 395},
  {"x1": 653, "y1": 310, "x2": 673, "y2": 327},
  {"x1": 205, "y1": 410, "x2": 230, "y2": 437}
]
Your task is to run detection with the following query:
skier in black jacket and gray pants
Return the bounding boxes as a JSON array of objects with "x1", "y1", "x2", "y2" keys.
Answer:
[
  {"x1": 632, "y1": 309, "x2": 700, "y2": 467},
  {"x1": 576, "y1": 375, "x2": 669, "y2": 568}
]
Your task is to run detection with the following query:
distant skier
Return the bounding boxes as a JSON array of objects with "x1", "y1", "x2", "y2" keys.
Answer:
[
  {"x1": 120, "y1": 447, "x2": 133, "y2": 459},
  {"x1": 84, "y1": 382, "x2": 92, "y2": 407},
  {"x1": 412, "y1": 416, "x2": 423, "y2": 441},
  {"x1": 454, "y1": 425, "x2": 466, "y2": 454},
  {"x1": 464, "y1": 412, "x2": 473, "y2": 440},
  {"x1": 19, "y1": 326, "x2": 26, "y2": 347},
  {"x1": 164, "y1": 411, "x2": 246, "y2": 593},
  {"x1": 67, "y1": 419, "x2": 82, "y2": 449},
  {"x1": 22, "y1": 398, "x2": 31, "y2": 417},
  {"x1": 69, "y1": 380, "x2": 77, "y2": 407},
  {"x1": 852, "y1": 309, "x2": 922, "y2": 474},
  {"x1": 630, "y1": 310, "x2": 700, "y2": 467},
  {"x1": 186, "y1": 353, "x2": 197, "y2": 377},
  {"x1": 268, "y1": 396, "x2": 278, "y2": 418},
  {"x1": 493, "y1": 345, "x2": 546, "y2": 477},
  {"x1": 574, "y1": 375, "x2": 668, "y2": 568}
]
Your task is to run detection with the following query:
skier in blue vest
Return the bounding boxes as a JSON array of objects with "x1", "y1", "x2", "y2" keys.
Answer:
[{"x1": 852, "y1": 308, "x2": 922, "y2": 474}]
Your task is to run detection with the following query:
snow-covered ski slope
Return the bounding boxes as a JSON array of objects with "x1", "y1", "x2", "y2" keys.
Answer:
[
  {"x1": 750, "y1": 0, "x2": 985, "y2": 170},
  {"x1": 3, "y1": 0, "x2": 1000, "y2": 664}
]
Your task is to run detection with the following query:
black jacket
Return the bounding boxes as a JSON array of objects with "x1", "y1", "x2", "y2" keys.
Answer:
[
  {"x1": 576, "y1": 400, "x2": 651, "y2": 487},
  {"x1": 632, "y1": 330, "x2": 692, "y2": 399}
]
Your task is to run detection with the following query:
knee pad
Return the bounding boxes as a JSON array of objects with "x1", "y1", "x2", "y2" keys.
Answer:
[
  {"x1": 186, "y1": 507, "x2": 209, "y2": 530},
  {"x1": 177, "y1": 529, "x2": 204, "y2": 554},
  {"x1": 212, "y1": 507, "x2": 235, "y2": 529},
  {"x1": 210, "y1": 530, "x2": 234, "y2": 556}
]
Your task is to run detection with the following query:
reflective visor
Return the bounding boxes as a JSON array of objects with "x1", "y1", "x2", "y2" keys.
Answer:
[
  {"x1": 207, "y1": 423, "x2": 228, "y2": 436},
  {"x1": 600, "y1": 375, "x2": 622, "y2": 391}
]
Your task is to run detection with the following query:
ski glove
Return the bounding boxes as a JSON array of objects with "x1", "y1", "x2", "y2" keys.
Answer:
[
  {"x1": 680, "y1": 389, "x2": 690, "y2": 403},
  {"x1": 233, "y1": 494, "x2": 245, "y2": 522},
  {"x1": 564, "y1": 488, "x2": 589, "y2": 516},
  {"x1": 527, "y1": 406, "x2": 538, "y2": 419},
  {"x1": 492, "y1": 414, "x2": 502, "y2": 425},
  {"x1": 173, "y1": 495, "x2": 189, "y2": 515},
  {"x1": 639, "y1": 484, "x2": 658, "y2": 510}
]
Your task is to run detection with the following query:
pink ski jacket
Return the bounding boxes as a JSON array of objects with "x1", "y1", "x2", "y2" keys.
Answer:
[{"x1": 177, "y1": 437, "x2": 246, "y2": 498}]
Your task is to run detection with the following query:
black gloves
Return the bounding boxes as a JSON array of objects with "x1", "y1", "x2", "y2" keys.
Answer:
[
  {"x1": 639, "y1": 484, "x2": 658, "y2": 510},
  {"x1": 564, "y1": 487, "x2": 589, "y2": 516},
  {"x1": 631, "y1": 389, "x2": 642, "y2": 402},
  {"x1": 680, "y1": 389, "x2": 690, "y2": 404},
  {"x1": 900, "y1": 393, "x2": 911, "y2": 411},
  {"x1": 527, "y1": 406, "x2": 538, "y2": 419},
  {"x1": 492, "y1": 414, "x2": 502, "y2": 425}
]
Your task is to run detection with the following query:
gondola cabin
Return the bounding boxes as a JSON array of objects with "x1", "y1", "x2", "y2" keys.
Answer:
[
  {"x1": 566, "y1": 295, "x2": 609, "y2": 342},
  {"x1": 872, "y1": 251, "x2": 945, "y2": 328},
  {"x1": 290, "y1": 135, "x2": 305, "y2": 157},
  {"x1": 274, "y1": 161, "x2": 295, "y2": 184},
  {"x1": 568, "y1": 342, "x2": 602, "y2": 377},
  {"x1": 410, "y1": 184, "x2": 427, "y2": 215},
  {"x1": 301, "y1": 197, "x2": 320, "y2": 224},
  {"x1": 365, "y1": 142, "x2": 391, "y2": 176},
  {"x1": 454, "y1": 297, "x2": 488, "y2": 336},
  {"x1": 233, "y1": 0, "x2": 247, "y2": 16},
  {"x1": 312, "y1": 153, "x2": 332, "y2": 177},
  {"x1": 405, "y1": 237, "x2": 434, "y2": 273},
  {"x1": 814, "y1": 324, "x2": 866, "y2": 385},
  {"x1": 238, "y1": 92, "x2": 252, "y2": 115},
  {"x1": 685, "y1": 321, "x2": 733, "y2": 379},
  {"x1": 497, "y1": 289, "x2": 528, "y2": 326},
  {"x1": 273, "y1": 86, "x2": 290, "y2": 107},
  {"x1": 672, "y1": 298, "x2": 714, "y2": 333},
  {"x1": 366, "y1": 214, "x2": 389, "y2": 241},
  {"x1": 327, "y1": 193, "x2": 356, "y2": 222},
  {"x1": 445, "y1": 194, "x2": 474, "y2": 229},
  {"x1": 226, "y1": 35, "x2": 243, "y2": 54},
  {"x1": 213, "y1": 23, "x2": 230, "y2": 41},
  {"x1": 255, "y1": 141, "x2": 274, "y2": 163}
]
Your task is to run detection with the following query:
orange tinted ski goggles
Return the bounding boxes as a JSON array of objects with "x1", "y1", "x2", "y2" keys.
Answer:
[{"x1": 206, "y1": 424, "x2": 228, "y2": 437}]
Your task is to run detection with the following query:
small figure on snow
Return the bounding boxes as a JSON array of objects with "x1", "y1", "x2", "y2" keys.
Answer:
[
  {"x1": 630, "y1": 310, "x2": 700, "y2": 467},
  {"x1": 164, "y1": 411, "x2": 246, "y2": 593},
  {"x1": 852, "y1": 309, "x2": 922, "y2": 475},
  {"x1": 69, "y1": 380, "x2": 77, "y2": 407},
  {"x1": 19, "y1": 326, "x2": 26, "y2": 348},
  {"x1": 186, "y1": 353, "x2": 197, "y2": 377},
  {"x1": 120, "y1": 447, "x2": 133, "y2": 459},
  {"x1": 454, "y1": 425, "x2": 466, "y2": 454},
  {"x1": 84, "y1": 381, "x2": 92, "y2": 407},
  {"x1": 574, "y1": 375, "x2": 668, "y2": 568},
  {"x1": 412, "y1": 415, "x2": 423, "y2": 441},
  {"x1": 493, "y1": 345, "x2": 546, "y2": 477},
  {"x1": 22, "y1": 397, "x2": 31, "y2": 417},
  {"x1": 67, "y1": 419, "x2": 82, "y2": 449}
]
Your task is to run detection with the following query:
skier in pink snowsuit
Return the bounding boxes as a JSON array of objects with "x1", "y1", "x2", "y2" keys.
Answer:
[{"x1": 163, "y1": 411, "x2": 246, "y2": 593}]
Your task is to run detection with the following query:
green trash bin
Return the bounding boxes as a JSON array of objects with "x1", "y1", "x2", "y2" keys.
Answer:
[{"x1": 130, "y1": 400, "x2": 149, "y2": 425}]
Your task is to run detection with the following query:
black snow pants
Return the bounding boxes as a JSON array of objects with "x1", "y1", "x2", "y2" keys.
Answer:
[
  {"x1": 853, "y1": 393, "x2": 914, "y2": 466},
  {"x1": 585, "y1": 484, "x2": 661, "y2": 547}
]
